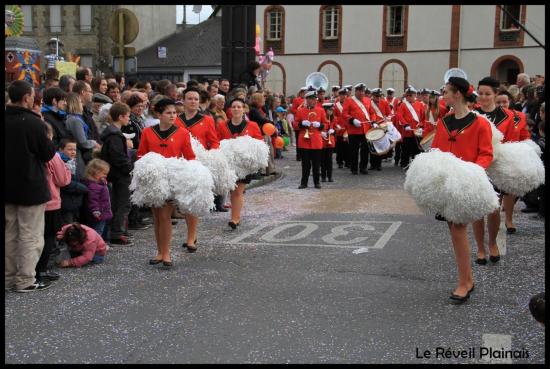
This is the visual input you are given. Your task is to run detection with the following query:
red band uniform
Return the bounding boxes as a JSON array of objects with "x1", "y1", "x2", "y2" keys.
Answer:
[{"x1": 396, "y1": 87, "x2": 426, "y2": 168}]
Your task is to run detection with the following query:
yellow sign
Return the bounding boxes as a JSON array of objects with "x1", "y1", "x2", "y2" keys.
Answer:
[{"x1": 55, "y1": 61, "x2": 77, "y2": 78}]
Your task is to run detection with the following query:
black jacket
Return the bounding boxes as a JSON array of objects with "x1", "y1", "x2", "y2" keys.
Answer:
[
  {"x1": 238, "y1": 70, "x2": 261, "y2": 90},
  {"x1": 121, "y1": 113, "x2": 143, "y2": 149},
  {"x1": 5, "y1": 105, "x2": 57, "y2": 205},
  {"x1": 248, "y1": 106, "x2": 272, "y2": 129},
  {"x1": 100, "y1": 125, "x2": 133, "y2": 182},
  {"x1": 42, "y1": 109, "x2": 69, "y2": 148}
]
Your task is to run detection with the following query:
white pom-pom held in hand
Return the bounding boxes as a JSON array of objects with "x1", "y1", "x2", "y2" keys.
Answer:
[
  {"x1": 130, "y1": 152, "x2": 172, "y2": 207},
  {"x1": 220, "y1": 136, "x2": 270, "y2": 180}
]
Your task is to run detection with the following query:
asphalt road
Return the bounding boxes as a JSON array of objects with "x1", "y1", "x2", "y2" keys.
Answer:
[{"x1": 5, "y1": 145, "x2": 545, "y2": 364}]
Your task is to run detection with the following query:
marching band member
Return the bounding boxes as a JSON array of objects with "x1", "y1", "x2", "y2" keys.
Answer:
[
  {"x1": 385, "y1": 88, "x2": 399, "y2": 115},
  {"x1": 344, "y1": 85, "x2": 353, "y2": 98},
  {"x1": 317, "y1": 87, "x2": 328, "y2": 107},
  {"x1": 386, "y1": 87, "x2": 403, "y2": 166},
  {"x1": 174, "y1": 87, "x2": 220, "y2": 252},
  {"x1": 369, "y1": 88, "x2": 392, "y2": 170},
  {"x1": 396, "y1": 86, "x2": 425, "y2": 169},
  {"x1": 334, "y1": 88, "x2": 349, "y2": 169},
  {"x1": 292, "y1": 87, "x2": 309, "y2": 161},
  {"x1": 421, "y1": 90, "x2": 448, "y2": 139},
  {"x1": 495, "y1": 89, "x2": 530, "y2": 236},
  {"x1": 216, "y1": 98, "x2": 263, "y2": 229},
  {"x1": 472, "y1": 76, "x2": 515, "y2": 264},
  {"x1": 320, "y1": 102, "x2": 336, "y2": 182},
  {"x1": 342, "y1": 83, "x2": 376, "y2": 175},
  {"x1": 137, "y1": 98, "x2": 196, "y2": 267},
  {"x1": 419, "y1": 88, "x2": 430, "y2": 106},
  {"x1": 431, "y1": 76, "x2": 493, "y2": 303},
  {"x1": 294, "y1": 90, "x2": 328, "y2": 188},
  {"x1": 330, "y1": 85, "x2": 340, "y2": 102}
]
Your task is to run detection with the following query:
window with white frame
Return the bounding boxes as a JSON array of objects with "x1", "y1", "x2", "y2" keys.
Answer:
[
  {"x1": 21, "y1": 5, "x2": 33, "y2": 33},
  {"x1": 50, "y1": 5, "x2": 62, "y2": 33},
  {"x1": 387, "y1": 6, "x2": 403, "y2": 36},
  {"x1": 80, "y1": 5, "x2": 92, "y2": 32},
  {"x1": 267, "y1": 10, "x2": 282, "y2": 40},
  {"x1": 500, "y1": 5, "x2": 520, "y2": 30},
  {"x1": 323, "y1": 6, "x2": 339, "y2": 40},
  {"x1": 79, "y1": 54, "x2": 93, "y2": 69}
]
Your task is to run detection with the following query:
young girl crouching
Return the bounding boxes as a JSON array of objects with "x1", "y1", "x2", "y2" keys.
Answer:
[{"x1": 56, "y1": 223, "x2": 108, "y2": 267}]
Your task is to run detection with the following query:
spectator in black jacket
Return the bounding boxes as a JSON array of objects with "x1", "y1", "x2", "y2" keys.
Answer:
[
  {"x1": 238, "y1": 61, "x2": 262, "y2": 90},
  {"x1": 5, "y1": 80, "x2": 57, "y2": 292},
  {"x1": 100, "y1": 102, "x2": 134, "y2": 246},
  {"x1": 41, "y1": 87, "x2": 69, "y2": 148}
]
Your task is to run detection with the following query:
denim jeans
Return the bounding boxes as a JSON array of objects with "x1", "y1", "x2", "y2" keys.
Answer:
[
  {"x1": 90, "y1": 220, "x2": 109, "y2": 243},
  {"x1": 91, "y1": 255, "x2": 104, "y2": 264}
]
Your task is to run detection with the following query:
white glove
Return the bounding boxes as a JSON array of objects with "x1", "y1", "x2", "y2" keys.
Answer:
[
  {"x1": 416, "y1": 128, "x2": 423, "y2": 135},
  {"x1": 321, "y1": 132, "x2": 328, "y2": 139},
  {"x1": 353, "y1": 119, "x2": 362, "y2": 127},
  {"x1": 404, "y1": 126, "x2": 412, "y2": 131},
  {"x1": 372, "y1": 123, "x2": 379, "y2": 128},
  {"x1": 328, "y1": 129, "x2": 335, "y2": 134},
  {"x1": 312, "y1": 121, "x2": 321, "y2": 128},
  {"x1": 302, "y1": 120, "x2": 311, "y2": 127}
]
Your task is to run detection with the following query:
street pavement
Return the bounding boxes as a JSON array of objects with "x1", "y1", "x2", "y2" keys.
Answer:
[{"x1": 5, "y1": 145, "x2": 545, "y2": 364}]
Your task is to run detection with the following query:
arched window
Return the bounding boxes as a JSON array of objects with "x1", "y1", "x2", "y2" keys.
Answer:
[
  {"x1": 379, "y1": 59, "x2": 408, "y2": 97},
  {"x1": 319, "y1": 5, "x2": 342, "y2": 53},
  {"x1": 264, "y1": 6, "x2": 285, "y2": 54},
  {"x1": 265, "y1": 61, "x2": 286, "y2": 96},
  {"x1": 317, "y1": 60, "x2": 342, "y2": 88},
  {"x1": 490, "y1": 55, "x2": 524, "y2": 85}
]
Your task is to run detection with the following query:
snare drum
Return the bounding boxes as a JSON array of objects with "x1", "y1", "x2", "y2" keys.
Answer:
[
  {"x1": 384, "y1": 122, "x2": 402, "y2": 142},
  {"x1": 365, "y1": 128, "x2": 393, "y2": 155},
  {"x1": 419, "y1": 131, "x2": 436, "y2": 152}
]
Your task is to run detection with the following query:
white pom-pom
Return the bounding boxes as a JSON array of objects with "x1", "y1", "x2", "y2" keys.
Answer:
[
  {"x1": 165, "y1": 157, "x2": 215, "y2": 216},
  {"x1": 130, "y1": 152, "x2": 172, "y2": 207},
  {"x1": 405, "y1": 150, "x2": 499, "y2": 224},
  {"x1": 190, "y1": 137, "x2": 238, "y2": 195},
  {"x1": 522, "y1": 139, "x2": 542, "y2": 157},
  {"x1": 220, "y1": 136, "x2": 270, "y2": 179},
  {"x1": 487, "y1": 141, "x2": 545, "y2": 196}
]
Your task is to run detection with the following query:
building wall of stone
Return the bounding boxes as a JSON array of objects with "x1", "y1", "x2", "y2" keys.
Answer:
[{"x1": 120, "y1": 5, "x2": 178, "y2": 52}]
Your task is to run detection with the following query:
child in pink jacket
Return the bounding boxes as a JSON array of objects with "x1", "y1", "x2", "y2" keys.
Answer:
[
  {"x1": 36, "y1": 122, "x2": 72, "y2": 283},
  {"x1": 56, "y1": 223, "x2": 108, "y2": 267}
]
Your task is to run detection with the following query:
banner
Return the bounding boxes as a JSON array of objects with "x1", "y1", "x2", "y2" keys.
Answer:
[{"x1": 55, "y1": 61, "x2": 77, "y2": 78}]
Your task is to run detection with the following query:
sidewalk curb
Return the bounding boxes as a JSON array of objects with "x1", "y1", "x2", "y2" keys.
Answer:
[{"x1": 245, "y1": 171, "x2": 284, "y2": 191}]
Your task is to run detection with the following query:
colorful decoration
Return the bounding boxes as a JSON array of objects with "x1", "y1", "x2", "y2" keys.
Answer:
[
  {"x1": 262, "y1": 122, "x2": 276, "y2": 136},
  {"x1": 283, "y1": 136, "x2": 290, "y2": 147},
  {"x1": 274, "y1": 136, "x2": 285, "y2": 149},
  {"x1": 5, "y1": 5, "x2": 24, "y2": 38},
  {"x1": 258, "y1": 47, "x2": 275, "y2": 88},
  {"x1": 13, "y1": 49, "x2": 41, "y2": 85}
]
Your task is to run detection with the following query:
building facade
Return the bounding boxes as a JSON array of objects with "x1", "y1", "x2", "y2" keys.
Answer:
[
  {"x1": 18, "y1": 5, "x2": 177, "y2": 74},
  {"x1": 257, "y1": 5, "x2": 545, "y2": 96}
]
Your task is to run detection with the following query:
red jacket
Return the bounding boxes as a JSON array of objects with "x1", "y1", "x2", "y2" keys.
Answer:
[
  {"x1": 474, "y1": 106, "x2": 515, "y2": 142},
  {"x1": 507, "y1": 110, "x2": 530, "y2": 142},
  {"x1": 294, "y1": 104, "x2": 328, "y2": 150},
  {"x1": 57, "y1": 224, "x2": 107, "y2": 267},
  {"x1": 431, "y1": 112, "x2": 494, "y2": 169},
  {"x1": 175, "y1": 113, "x2": 220, "y2": 150},
  {"x1": 342, "y1": 96, "x2": 376, "y2": 135},
  {"x1": 137, "y1": 124, "x2": 196, "y2": 160},
  {"x1": 371, "y1": 98, "x2": 392, "y2": 121},
  {"x1": 396, "y1": 100, "x2": 425, "y2": 138},
  {"x1": 422, "y1": 105, "x2": 449, "y2": 139},
  {"x1": 291, "y1": 96, "x2": 305, "y2": 115},
  {"x1": 386, "y1": 96, "x2": 399, "y2": 114},
  {"x1": 333, "y1": 98, "x2": 347, "y2": 136},
  {"x1": 216, "y1": 120, "x2": 263, "y2": 141},
  {"x1": 322, "y1": 116, "x2": 337, "y2": 149}
]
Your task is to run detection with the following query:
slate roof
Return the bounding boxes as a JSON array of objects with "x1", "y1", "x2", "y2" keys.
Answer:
[{"x1": 136, "y1": 17, "x2": 221, "y2": 70}]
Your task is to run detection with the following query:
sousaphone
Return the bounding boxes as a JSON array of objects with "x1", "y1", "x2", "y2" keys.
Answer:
[
  {"x1": 444, "y1": 68, "x2": 468, "y2": 84},
  {"x1": 305, "y1": 72, "x2": 329, "y2": 92}
]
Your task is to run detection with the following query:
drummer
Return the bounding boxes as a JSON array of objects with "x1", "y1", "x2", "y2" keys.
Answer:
[
  {"x1": 342, "y1": 83, "x2": 376, "y2": 175},
  {"x1": 396, "y1": 86, "x2": 425, "y2": 169},
  {"x1": 369, "y1": 88, "x2": 392, "y2": 170},
  {"x1": 431, "y1": 76, "x2": 494, "y2": 304},
  {"x1": 320, "y1": 102, "x2": 336, "y2": 182}
]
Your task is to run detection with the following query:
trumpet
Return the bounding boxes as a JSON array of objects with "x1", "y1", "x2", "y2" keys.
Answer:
[{"x1": 304, "y1": 111, "x2": 317, "y2": 139}]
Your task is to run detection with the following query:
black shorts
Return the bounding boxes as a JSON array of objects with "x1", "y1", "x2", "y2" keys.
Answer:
[{"x1": 237, "y1": 174, "x2": 254, "y2": 185}]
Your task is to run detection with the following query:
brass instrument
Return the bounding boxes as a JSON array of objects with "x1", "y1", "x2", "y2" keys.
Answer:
[{"x1": 304, "y1": 111, "x2": 317, "y2": 139}]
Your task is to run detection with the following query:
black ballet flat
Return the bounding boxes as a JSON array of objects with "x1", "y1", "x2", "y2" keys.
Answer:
[
  {"x1": 489, "y1": 254, "x2": 501, "y2": 263},
  {"x1": 149, "y1": 258, "x2": 162, "y2": 265},
  {"x1": 475, "y1": 258, "x2": 487, "y2": 265},
  {"x1": 468, "y1": 285, "x2": 475, "y2": 294},
  {"x1": 449, "y1": 292, "x2": 470, "y2": 304},
  {"x1": 506, "y1": 227, "x2": 517, "y2": 234},
  {"x1": 228, "y1": 221, "x2": 239, "y2": 230},
  {"x1": 185, "y1": 239, "x2": 198, "y2": 253},
  {"x1": 162, "y1": 260, "x2": 173, "y2": 267}
]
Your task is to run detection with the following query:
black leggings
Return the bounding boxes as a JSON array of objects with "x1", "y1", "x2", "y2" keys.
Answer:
[{"x1": 36, "y1": 209, "x2": 61, "y2": 273}]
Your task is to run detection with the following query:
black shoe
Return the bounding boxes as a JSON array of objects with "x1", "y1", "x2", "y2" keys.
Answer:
[
  {"x1": 149, "y1": 258, "x2": 162, "y2": 265},
  {"x1": 228, "y1": 221, "x2": 239, "y2": 230},
  {"x1": 37, "y1": 271, "x2": 60, "y2": 281},
  {"x1": 216, "y1": 207, "x2": 229, "y2": 212},
  {"x1": 321, "y1": 177, "x2": 326, "y2": 182},
  {"x1": 506, "y1": 226, "x2": 517, "y2": 234},
  {"x1": 110, "y1": 236, "x2": 133, "y2": 246},
  {"x1": 328, "y1": 178, "x2": 334, "y2": 182},
  {"x1": 489, "y1": 254, "x2": 501, "y2": 263},
  {"x1": 139, "y1": 218, "x2": 153, "y2": 226},
  {"x1": 521, "y1": 207, "x2": 538, "y2": 213},
  {"x1": 449, "y1": 291, "x2": 470, "y2": 304},
  {"x1": 162, "y1": 260, "x2": 173, "y2": 267},
  {"x1": 360, "y1": 169, "x2": 368, "y2": 174},
  {"x1": 128, "y1": 223, "x2": 150, "y2": 230},
  {"x1": 314, "y1": 184, "x2": 321, "y2": 189},
  {"x1": 376, "y1": 167, "x2": 382, "y2": 171},
  {"x1": 475, "y1": 258, "x2": 487, "y2": 265},
  {"x1": 298, "y1": 184, "x2": 307, "y2": 189},
  {"x1": 351, "y1": 171, "x2": 358, "y2": 175},
  {"x1": 183, "y1": 239, "x2": 198, "y2": 253},
  {"x1": 15, "y1": 279, "x2": 52, "y2": 293}
]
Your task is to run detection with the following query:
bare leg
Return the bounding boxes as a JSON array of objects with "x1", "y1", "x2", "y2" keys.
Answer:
[
  {"x1": 449, "y1": 222, "x2": 474, "y2": 297},
  {"x1": 472, "y1": 218, "x2": 486, "y2": 259},
  {"x1": 184, "y1": 214, "x2": 198, "y2": 247},
  {"x1": 230, "y1": 183, "x2": 246, "y2": 224},
  {"x1": 503, "y1": 194, "x2": 517, "y2": 229},
  {"x1": 151, "y1": 207, "x2": 162, "y2": 258},
  {"x1": 157, "y1": 203, "x2": 174, "y2": 262},
  {"x1": 486, "y1": 209, "x2": 501, "y2": 257}
]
